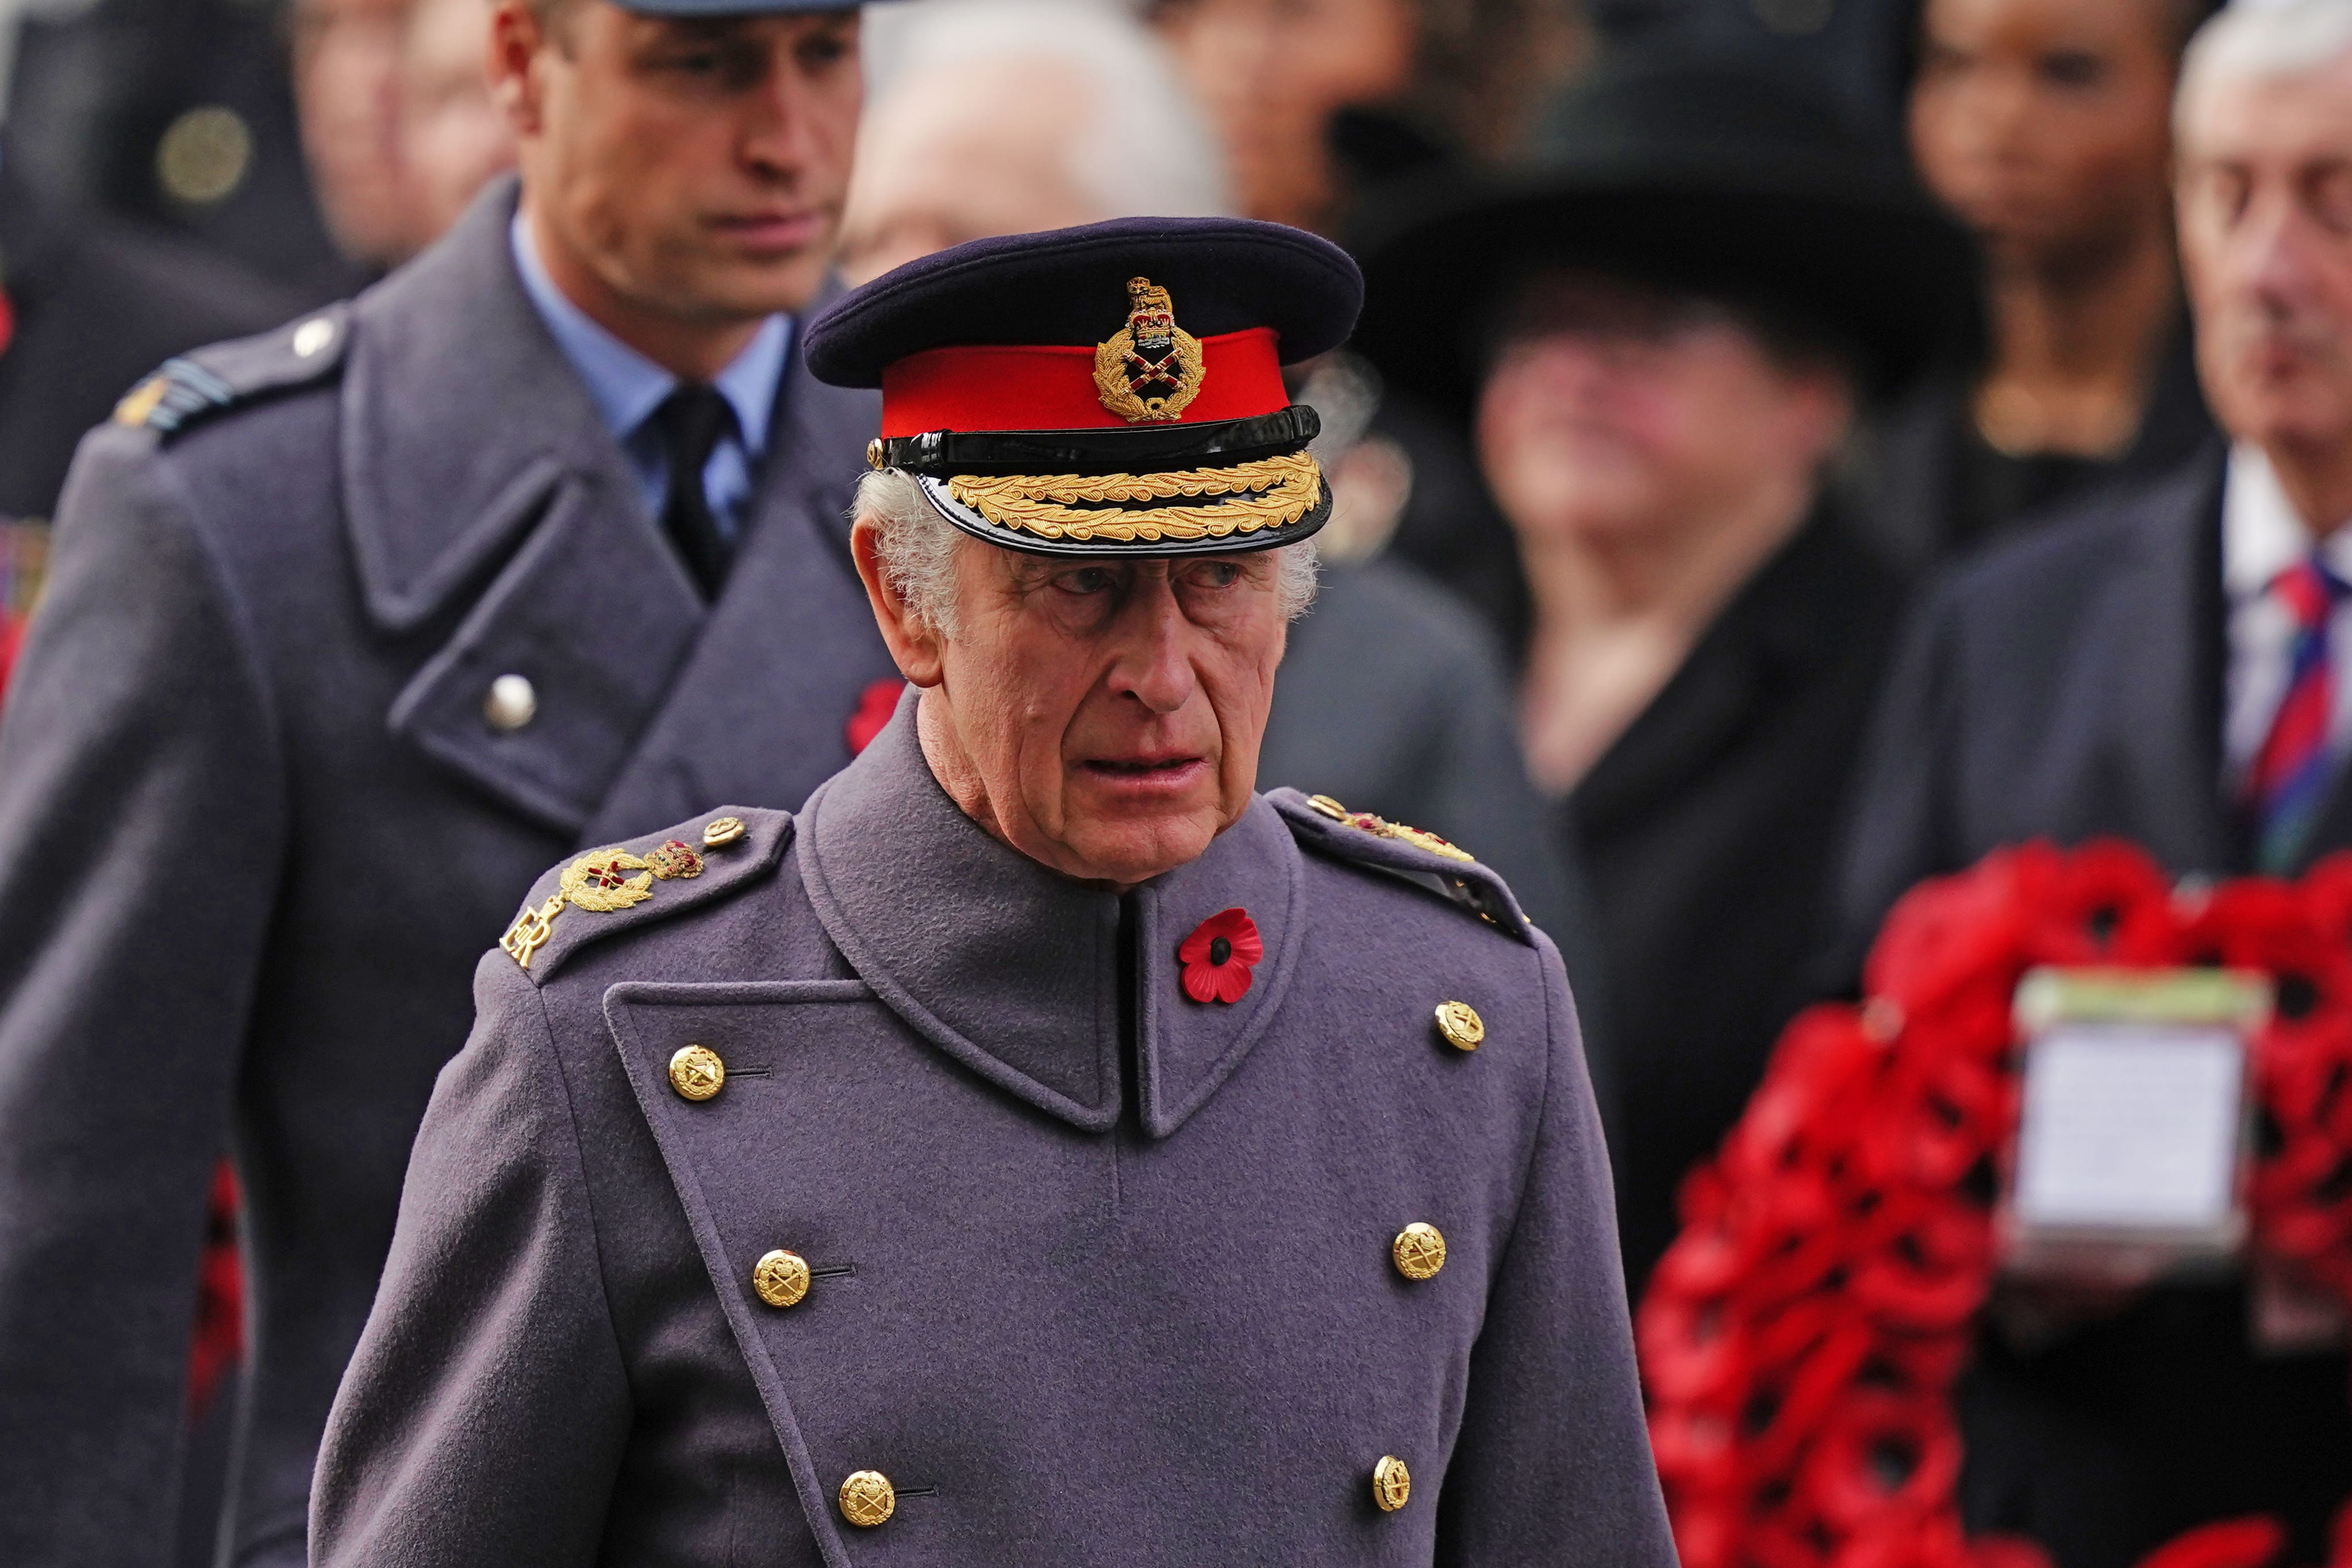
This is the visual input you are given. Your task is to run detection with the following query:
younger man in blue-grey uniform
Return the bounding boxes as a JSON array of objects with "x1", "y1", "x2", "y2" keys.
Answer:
[
  {"x1": 312, "y1": 218, "x2": 1675, "y2": 1564},
  {"x1": 0, "y1": 2, "x2": 900, "y2": 1563}
]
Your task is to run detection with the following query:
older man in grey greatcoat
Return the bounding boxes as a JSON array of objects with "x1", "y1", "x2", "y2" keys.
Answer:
[
  {"x1": 310, "y1": 217, "x2": 1674, "y2": 1565},
  {"x1": 0, "y1": 2, "x2": 902, "y2": 1563}
]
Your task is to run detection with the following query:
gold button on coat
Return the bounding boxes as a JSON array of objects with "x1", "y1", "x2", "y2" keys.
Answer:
[
  {"x1": 1372, "y1": 1455, "x2": 1412, "y2": 1512},
  {"x1": 1434, "y1": 1001, "x2": 1485, "y2": 1051},
  {"x1": 1392, "y1": 1223, "x2": 1447, "y2": 1281},
  {"x1": 751, "y1": 1249, "x2": 811, "y2": 1308},
  {"x1": 668, "y1": 1044, "x2": 725, "y2": 1102},
  {"x1": 839, "y1": 1470, "x2": 896, "y2": 1527},
  {"x1": 702, "y1": 815, "x2": 747, "y2": 849}
]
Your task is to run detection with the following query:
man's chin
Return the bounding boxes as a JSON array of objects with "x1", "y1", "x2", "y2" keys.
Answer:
[
  {"x1": 677, "y1": 253, "x2": 831, "y2": 322},
  {"x1": 1056, "y1": 810, "x2": 1223, "y2": 886}
]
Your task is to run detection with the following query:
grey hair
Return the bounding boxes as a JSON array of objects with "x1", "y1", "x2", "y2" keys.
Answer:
[
  {"x1": 855, "y1": 467, "x2": 1321, "y2": 635},
  {"x1": 858, "y1": 0, "x2": 1232, "y2": 221},
  {"x1": 2178, "y1": 0, "x2": 2352, "y2": 137}
]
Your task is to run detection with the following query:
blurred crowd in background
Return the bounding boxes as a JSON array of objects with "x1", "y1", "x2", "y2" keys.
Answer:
[{"x1": 2, "y1": 0, "x2": 2347, "y2": 1561}]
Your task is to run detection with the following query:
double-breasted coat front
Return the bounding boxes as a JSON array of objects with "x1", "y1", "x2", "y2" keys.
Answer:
[{"x1": 311, "y1": 710, "x2": 1675, "y2": 1566}]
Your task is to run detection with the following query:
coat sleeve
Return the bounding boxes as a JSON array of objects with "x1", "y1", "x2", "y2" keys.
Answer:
[
  {"x1": 310, "y1": 952, "x2": 632, "y2": 1566},
  {"x1": 1435, "y1": 931, "x2": 1676, "y2": 1567},
  {"x1": 1822, "y1": 579, "x2": 1965, "y2": 989},
  {"x1": 0, "y1": 431, "x2": 286, "y2": 1566}
]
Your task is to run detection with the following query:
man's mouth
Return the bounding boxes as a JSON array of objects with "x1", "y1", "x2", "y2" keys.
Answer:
[
  {"x1": 707, "y1": 210, "x2": 827, "y2": 252},
  {"x1": 1082, "y1": 755, "x2": 1204, "y2": 778}
]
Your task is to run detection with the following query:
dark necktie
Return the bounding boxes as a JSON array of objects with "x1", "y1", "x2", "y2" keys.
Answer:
[{"x1": 652, "y1": 383, "x2": 738, "y2": 598}]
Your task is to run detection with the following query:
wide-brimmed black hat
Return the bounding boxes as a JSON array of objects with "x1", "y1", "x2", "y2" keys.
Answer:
[{"x1": 1349, "y1": 49, "x2": 1981, "y2": 409}]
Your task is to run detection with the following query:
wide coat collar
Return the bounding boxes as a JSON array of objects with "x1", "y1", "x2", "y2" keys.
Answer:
[
  {"x1": 797, "y1": 697, "x2": 1307, "y2": 1137},
  {"x1": 347, "y1": 179, "x2": 893, "y2": 839}
]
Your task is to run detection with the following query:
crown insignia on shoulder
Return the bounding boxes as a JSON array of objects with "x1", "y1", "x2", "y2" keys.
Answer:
[
  {"x1": 1306, "y1": 793, "x2": 1477, "y2": 863},
  {"x1": 501, "y1": 813, "x2": 773, "y2": 977}
]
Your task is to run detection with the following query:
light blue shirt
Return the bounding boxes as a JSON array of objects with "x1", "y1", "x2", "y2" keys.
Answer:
[{"x1": 510, "y1": 213, "x2": 791, "y2": 541}]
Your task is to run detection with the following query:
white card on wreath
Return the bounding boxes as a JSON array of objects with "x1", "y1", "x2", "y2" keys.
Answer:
[{"x1": 2003, "y1": 969, "x2": 2267, "y2": 1276}]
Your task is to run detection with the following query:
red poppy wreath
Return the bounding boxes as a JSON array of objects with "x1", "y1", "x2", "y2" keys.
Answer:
[{"x1": 1641, "y1": 840, "x2": 2352, "y2": 1568}]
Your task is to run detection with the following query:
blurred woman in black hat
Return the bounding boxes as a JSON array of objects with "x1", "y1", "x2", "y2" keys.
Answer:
[{"x1": 1352, "y1": 48, "x2": 1980, "y2": 1295}]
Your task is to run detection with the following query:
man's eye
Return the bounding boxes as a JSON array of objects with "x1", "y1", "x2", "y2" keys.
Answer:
[
  {"x1": 1189, "y1": 561, "x2": 1245, "y2": 589},
  {"x1": 800, "y1": 34, "x2": 854, "y2": 68},
  {"x1": 1055, "y1": 568, "x2": 1117, "y2": 595},
  {"x1": 2038, "y1": 49, "x2": 2105, "y2": 90}
]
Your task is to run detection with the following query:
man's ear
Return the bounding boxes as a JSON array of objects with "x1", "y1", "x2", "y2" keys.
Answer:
[
  {"x1": 489, "y1": 2, "x2": 548, "y2": 136},
  {"x1": 851, "y1": 517, "x2": 947, "y2": 687}
]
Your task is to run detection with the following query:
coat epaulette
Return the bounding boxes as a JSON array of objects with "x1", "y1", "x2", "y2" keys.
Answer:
[
  {"x1": 498, "y1": 808, "x2": 795, "y2": 985},
  {"x1": 1267, "y1": 787, "x2": 1534, "y2": 943},
  {"x1": 112, "y1": 304, "x2": 354, "y2": 440}
]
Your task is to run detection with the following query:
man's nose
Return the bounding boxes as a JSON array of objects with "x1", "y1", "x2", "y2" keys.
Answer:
[
  {"x1": 1106, "y1": 579, "x2": 1200, "y2": 714},
  {"x1": 740, "y1": 54, "x2": 828, "y2": 177},
  {"x1": 2235, "y1": 186, "x2": 2324, "y2": 313}
]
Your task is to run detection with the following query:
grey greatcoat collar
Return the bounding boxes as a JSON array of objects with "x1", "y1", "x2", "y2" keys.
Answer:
[{"x1": 797, "y1": 696, "x2": 1308, "y2": 1137}]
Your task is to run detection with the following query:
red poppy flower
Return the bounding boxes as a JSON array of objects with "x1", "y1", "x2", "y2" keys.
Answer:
[
  {"x1": 1178, "y1": 908, "x2": 1261, "y2": 1004},
  {"x1": 846, "y1": 678, "x2": 907, "y2": 755}
]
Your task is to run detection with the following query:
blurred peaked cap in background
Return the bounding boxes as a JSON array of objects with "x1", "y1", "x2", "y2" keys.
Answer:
[
  {"x1": 804, "y1": 215, "x2": 1363, "y2": 388},
  {"x1": 1346, "y1": 44, "x2": 1986, "y2": 411}
]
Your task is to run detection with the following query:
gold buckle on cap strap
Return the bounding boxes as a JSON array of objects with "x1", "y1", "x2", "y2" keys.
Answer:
[{"x1": 946, "y1": 450, "x2": 1321, "y2": 545}]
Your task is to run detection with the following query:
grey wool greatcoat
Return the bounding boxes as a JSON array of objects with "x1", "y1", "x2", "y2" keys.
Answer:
[
  {"x1": 0, "y1": 179, "x2": 900, "y2": 1566},
  {"x1": 310, "y1": 702, "x2": 1675, "y2": 1567}
]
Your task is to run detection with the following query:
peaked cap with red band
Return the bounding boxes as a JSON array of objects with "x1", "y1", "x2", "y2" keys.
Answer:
[{"x1": 804, "y1": 216, "x2": 1363, "y2": 558}]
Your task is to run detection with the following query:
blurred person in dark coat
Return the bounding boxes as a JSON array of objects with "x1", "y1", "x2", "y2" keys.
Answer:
[
  {"x1": 1873, "y1": 0, "x2": 2216, "y2": 568},
  {"x1": 1354, "y1": 50, "x2": 1977, "y2": 1292},
  {"x1": 0, "y1": 151, "x2": 295, "y2": 525},
  {"x1": 1832, "y1": 4, "x2": 2352, "y2": 1561},
  {"x1": 5, "y1": 0, "x2": 356, "y2": 301},
  {"x1": 0, "y1": 1, "x2": 900, "y2": 1562}
]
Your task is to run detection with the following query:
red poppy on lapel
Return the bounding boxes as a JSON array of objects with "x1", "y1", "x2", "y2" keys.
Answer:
[{"x1": 1178, "y1": 908, "x2": 1261, "y2": 1005}]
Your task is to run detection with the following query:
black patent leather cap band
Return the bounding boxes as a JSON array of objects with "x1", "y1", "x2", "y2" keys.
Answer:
[{"x1": 872, "y1": 405, "x2": 1322, "y2": 477}]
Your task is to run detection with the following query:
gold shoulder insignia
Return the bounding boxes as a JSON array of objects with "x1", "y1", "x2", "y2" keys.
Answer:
[
  {"x1": 114, "y1": 376, "x2": 171, "y2": 429},
  {"x1": 1307, "y1": 794, "x2": 1476, "y2": 864},
  {"x1": 501, "y1": 836, "x2": 722, "y2": 970}
]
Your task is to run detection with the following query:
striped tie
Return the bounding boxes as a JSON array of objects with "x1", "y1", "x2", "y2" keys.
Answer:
[{"x1": 2248, "y1": 552, "x2": 2350, "y2": 873}]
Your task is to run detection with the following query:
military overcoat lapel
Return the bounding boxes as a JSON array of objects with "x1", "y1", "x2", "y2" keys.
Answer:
[
  {"x1": 353, "y1": 180, "x2": 708, "y2": 838},
  {"x1": 579, "y1": 325, "x2": 897, "y2": 843}
]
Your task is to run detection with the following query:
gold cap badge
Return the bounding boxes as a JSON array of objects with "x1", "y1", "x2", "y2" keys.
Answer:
[{"x1": 1093, "y1": 276, "x2": 1206, "y2": 424}]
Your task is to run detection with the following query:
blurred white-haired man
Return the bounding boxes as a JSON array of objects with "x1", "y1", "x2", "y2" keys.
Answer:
[
  {"x1": 1835, "y1": 2, "x2": 2352, "y2": 1563},
  {"x1": 840, "y1": 0, "x2": 1229, "y2": 280}
]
